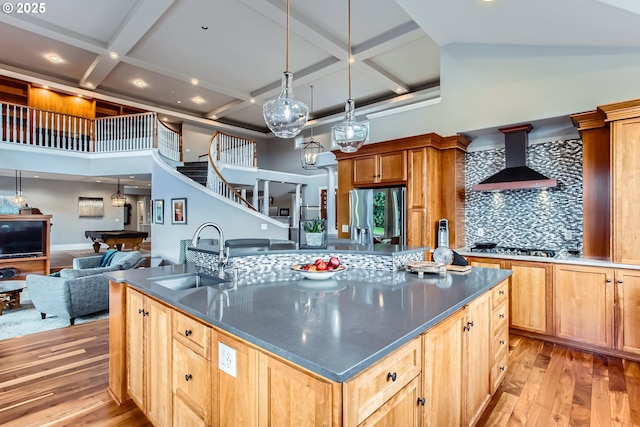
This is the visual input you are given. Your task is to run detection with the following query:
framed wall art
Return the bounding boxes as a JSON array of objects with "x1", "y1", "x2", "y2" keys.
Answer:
[
  {"x1": 78, "y1": 197, "x2": 104, "y2": 217},
  {"x1": 171, "y1": 198, "x2": 187, "y2": 224},
  {"x1": 154, "y1": 199, "x2": 164, "y2": 224}
]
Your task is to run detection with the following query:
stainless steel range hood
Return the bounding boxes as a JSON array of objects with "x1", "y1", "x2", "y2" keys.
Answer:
[{"x1": 472, "y1": 124, "x2": 557, "y2": 191}]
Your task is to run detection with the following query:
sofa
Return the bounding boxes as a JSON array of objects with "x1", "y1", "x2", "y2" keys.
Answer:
[{"x1": 26, "y1": 251, "x2": 143, "y2": 325}]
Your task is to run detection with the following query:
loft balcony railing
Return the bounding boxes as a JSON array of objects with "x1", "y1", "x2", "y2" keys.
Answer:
[{"x1": 0, "y1": 101, "x2": 181, "y2": 161}]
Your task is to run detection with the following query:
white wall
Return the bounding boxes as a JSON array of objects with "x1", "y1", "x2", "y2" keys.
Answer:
[
  {"x1": 150, "y1": 153, "x2": 289, "y2": 264},
  {"x1": 0, "y1": 175, "x2": 148, "y2": 248}
]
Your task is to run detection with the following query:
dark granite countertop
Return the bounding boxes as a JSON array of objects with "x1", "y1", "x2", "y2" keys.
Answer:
[{"x1": 107, "y1": 263, "x2": 511, "y2": 382}]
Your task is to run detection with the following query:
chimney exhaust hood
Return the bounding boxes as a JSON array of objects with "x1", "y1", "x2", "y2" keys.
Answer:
[{"x1": 472, "y1": 124, "x2": 557, "y2": 191}]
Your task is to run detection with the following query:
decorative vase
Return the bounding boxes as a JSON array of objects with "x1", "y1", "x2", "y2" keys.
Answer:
[{"x1": 305, "y1": 232, "x2": 323, "y2": 247}]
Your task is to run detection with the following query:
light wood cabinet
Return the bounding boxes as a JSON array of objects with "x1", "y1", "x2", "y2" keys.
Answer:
[
  {"x1": 507, "y1": 261, "x2": 553, "y2": 335},
  {"x1": 343, "y1": 337, "x2": 421, "y2": 427},
  {"x1": 611, "y1": 117, "x2": 640, "y2": 265},
  {"x1": 353, "y1": 151, "x2": 406, "y2": 185},
  {"x1": 464, "y1": 291, "x2": 491, "y2": 427},
  {"x1": 615, "y1": 268, "x2": 640, "y2": 355},
  {"x1": 126, "y1": 287, "x2": 173, "y2": 427},
  {"x1": 213, "y1": 331, "x2": 259, "y2": 427},
  {"x1": 422, "y1": 308, "x2": 465, "y2": 427},
  {"x1": 0, "y1": 214, "x2": 52, "y2": 277},
  {"x1": 258, "y1": 352, "x2": 340, "y2": 427},
  {"x1": 466, "y1": 257, "x2": 504, "y2": 269},
  {"x1": 553, "y1": 264, "x2": 615, "y2": 348},
  {"x1": 490, "y1": 280, "x2": 509, "y2": 394},
  {"x1": 358, "y1": 375, "x2": 422, "y2": 427}
]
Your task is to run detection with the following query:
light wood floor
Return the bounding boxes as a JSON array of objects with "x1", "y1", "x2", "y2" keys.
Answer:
[
  {"x1": 477, "y1": 334, "x2": 640, "y2": 427},
  {"x1": 1, "y1": 320, "x2": 638, "y2": 426}
]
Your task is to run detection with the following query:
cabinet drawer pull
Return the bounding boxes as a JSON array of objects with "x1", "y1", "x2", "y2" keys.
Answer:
[
  {"x1": 138, "y1": 308, "x2": 143, "y2": 314},
  {"x1": 184, "y1": 329, "x2": 192, "y2": 337},
  {"x1": 185, "y1": 374, "x2": 192, "y2": 382},
  {"x1": 387, "y1": 372, "x2": 397, "y2": 382},
  {"x1": 499, "y1": 313, "x2": 505, "y2": 319},
  {"x1": 500, "y1": 366, "x2": 506, "y2": 372},
  {"x1": 606, "y1": 278, "x2": 612, "y2": 283},
  {"x1": 499, "y1": 290, "x2": 505, "y2": 295},
  {"x1": 467, "y1": 321, "x2": 474, "y2": 328},
  {"x1": 500, "y1": 340, "x2": 506, "y2": 345},
  {"x1": 417, "y1": 397, "x2": 426, "y2": 406}
]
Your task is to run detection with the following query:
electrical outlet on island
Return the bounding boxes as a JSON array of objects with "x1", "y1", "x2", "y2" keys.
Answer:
[
  {"x1": 477, "y1": 227, "x2": 484, "y2": 238},
  {"x1": 219, "y1": 342, "x2": 237, "y2": 378}
]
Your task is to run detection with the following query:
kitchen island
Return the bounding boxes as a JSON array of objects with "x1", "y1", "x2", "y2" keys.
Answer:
[{"x1": 107, "y1": 246, "x2": 511, "y2": 427}]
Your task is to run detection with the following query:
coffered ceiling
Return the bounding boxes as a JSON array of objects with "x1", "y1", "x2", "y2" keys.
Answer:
[{"x1": 1, "y1": 0, "x2": 638, "y2": 137}]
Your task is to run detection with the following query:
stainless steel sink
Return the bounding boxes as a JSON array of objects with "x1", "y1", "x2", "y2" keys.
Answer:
[{"x1": 152, "y1": 273, "x2": 233, "y2": 290}]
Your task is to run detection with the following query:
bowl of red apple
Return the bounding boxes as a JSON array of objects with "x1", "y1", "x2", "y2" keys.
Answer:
[{"x1": 291, "y1": 256, "x2": 346, "y2": 280}]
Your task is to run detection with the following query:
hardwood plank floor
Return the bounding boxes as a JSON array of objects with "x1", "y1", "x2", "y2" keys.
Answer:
[
  {"x1": 478, "y1": 334, "x2": 640, "y2": 427},
  {"x1": 2, "y1": 319, "x2": 639, "y2": 426},
  {"x1": 0, "y1": 319, "x2": 151, "y2": 427}
]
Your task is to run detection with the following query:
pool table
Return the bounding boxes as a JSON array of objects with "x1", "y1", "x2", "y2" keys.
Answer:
[{"x1": 85, "y1": 230, "x2": 148, "y2": 253}]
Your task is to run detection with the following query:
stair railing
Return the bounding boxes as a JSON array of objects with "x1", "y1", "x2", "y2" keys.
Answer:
[{"x1": 206, "y1": 130, "x2": 258, "y2": 211}]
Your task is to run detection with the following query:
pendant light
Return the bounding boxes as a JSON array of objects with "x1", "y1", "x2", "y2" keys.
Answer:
[
  {"x1": 301, "y1": 85, "x2": 324, "y2": 169},
  {"x1": 263, "y1": 0, "x2": 309, "y2": 138},
  {"x1": 13, "y1": 170, "x2": 25, "y2": 206},
  {"x1": 331, "y1": 0, "x2": 368, "y2": 153},
  {"x1": 111, "y1": 179, "x2": 126, "y2": 207}
]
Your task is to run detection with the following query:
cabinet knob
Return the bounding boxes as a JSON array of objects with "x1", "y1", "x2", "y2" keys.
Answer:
[
  {"x1": 387, "y1": 372, "x2": 397, "y2": 382},
  {"x1": 417, "y1": 397, "x2": 426, "y2": 406},
  {"x1": 468, "y1": 321, "x2": 474, "y2": 328},
  {"x1": 499, "y1": 313, "x2": 505, "y2": 319},
  {"x1": 606, "y1": 278, "x2": 612, "y2": 283},
  {"x1": 500, "y1": 340, "x2": 506, "y2": 345},
  {"x1": 618, "y1": 279, "x2": 623, "y2": 284},
  {"x1": 500, "y1": 366, "x2": 506, "y2": 372},
  {"x1": 143, "y1": 310, "x2": 149, "y2": 316},
  {"x1": 499, "y1": 290, "x2": 505, "y2": 295},
  {"x1": 185, "y1": 329, "x2": 192, "y2": 337},
  {"x1": 185, "y1": 374, "x2": 192, "y2": 382},
  {"x1": 138, "y1": 308, "x2": 143, "y2": 315}
]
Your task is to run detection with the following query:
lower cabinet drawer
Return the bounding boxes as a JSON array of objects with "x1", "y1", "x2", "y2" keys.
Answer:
[
  {"x1": 490, "y1": 347, "x2": 508, "y2": 394},
  {"x1": 492, "y1": 280, "x2": 509, "y2": 308},
  {"x1": 174, "y1": 395, "x2": 208, "y2": 427},
  {"x1": 173, "y1": 340, "x2": 212, "y2": 424},
  {"x1": 173, "y1": 310, "x2": 211, "y2": 358},
  {"x1": 492, "y1": 324, "x2": 509, "y2": 357},
  {"x1": 492, "y1": 300, "x2": 509, "y2": 334},
  {"x1": 343, "y1": 337, "x2": 421, "y2": 427}
]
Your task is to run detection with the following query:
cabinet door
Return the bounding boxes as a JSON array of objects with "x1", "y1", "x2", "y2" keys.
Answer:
[
  {"x1": 612, "y1": 118, "x2": 640, "y2": 265},
  {"x1": 214, "y1": 332, "x2": 259, "y2": 427},
  {"x1": 616, "y1": 269, "x2": 640, "y2": 354},
  {"x1": 508, "y1": 261, "x2": 552, "y2": 334},
  {"x1": 173, "y1": 340, "x2": 212, "y2": 425},
  {"x1": 147, "y1": 298, "x2": 172, "y2": 427},
  {"x1": 353, "y1": 156, "x2": 378, "y2": 185},
  {"x1": 258, "y1": 353, "x2": 339, "y2": 427},
  {"x1": 554, "y1": 265, "x2": 614, "y2": 348},
  {"x1": 358, "y1": 375, "x2": 421, "y2": 427},
  {"x1": 422, "y1": 309, "x2": 465, "y2": 427},
  {"x1": 126, "y1": 287, "x2": 146, "y2": 410},
  {"x1": 464, "y1": 292, "x2": 491, "y2": 427},
  {"x1": 466, "y1": 257, "x2": 504, "y2": 269},
  {"x1": 378, "y1": 151, "x2": 406, "y2": 183}
]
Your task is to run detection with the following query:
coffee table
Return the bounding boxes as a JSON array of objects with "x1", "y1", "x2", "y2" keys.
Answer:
[{"x1": 0, "y1": 280, "x2": 25, "y2": 315}]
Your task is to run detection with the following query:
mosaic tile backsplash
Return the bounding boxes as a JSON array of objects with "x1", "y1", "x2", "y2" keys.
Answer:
[{"x1": 465, "y1": 139, "x2": 583, "y2": 252}]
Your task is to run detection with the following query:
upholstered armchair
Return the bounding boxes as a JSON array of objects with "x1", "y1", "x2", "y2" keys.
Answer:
[{"x1": 26, "y1": 251, "x2": 143, "y2": 325}]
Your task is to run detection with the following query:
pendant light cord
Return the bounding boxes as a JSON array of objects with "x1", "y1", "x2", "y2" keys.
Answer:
[
  {"x1": 310, "y1": 85, "x2": 314, "y2": 139},
  {"x1": 286, "y1": 0, "x2": 290, "y2": 72},
  {"x1": 348, "y1": 0, "x2": 352, "y2": 100}
]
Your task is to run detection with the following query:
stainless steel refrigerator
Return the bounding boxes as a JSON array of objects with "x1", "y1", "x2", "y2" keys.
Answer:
[{"x1": 349, "y1": 187, "x2": 406, "y2": 245}]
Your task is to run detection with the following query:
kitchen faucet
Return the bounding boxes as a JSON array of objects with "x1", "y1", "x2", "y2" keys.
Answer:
[{"x1": 190, "y1": 222, "x2": 229, "y2": 276}]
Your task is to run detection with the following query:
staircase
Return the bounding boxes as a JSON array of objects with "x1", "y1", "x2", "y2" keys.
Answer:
[{"x1": 177, "y1": 161, "x2": 208, "y2": 186}]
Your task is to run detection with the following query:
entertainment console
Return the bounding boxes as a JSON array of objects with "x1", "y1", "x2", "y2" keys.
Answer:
[{"x1": 0, "y1": 214, "x2": 52, "y2": 279}]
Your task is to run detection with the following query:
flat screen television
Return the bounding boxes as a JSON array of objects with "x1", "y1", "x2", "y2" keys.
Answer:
[{"x1": 0, "y1": 220, "x2": 45, "y2": 258}]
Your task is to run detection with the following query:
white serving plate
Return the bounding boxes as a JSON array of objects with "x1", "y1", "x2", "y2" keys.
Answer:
[{"x1": 291, "y1": 264, "x2": 347, "y2": 280}]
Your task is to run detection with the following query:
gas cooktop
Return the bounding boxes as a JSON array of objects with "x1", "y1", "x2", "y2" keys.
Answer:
[{"x1": 470, "y1": 244, "x2": 556, "y2": 258}]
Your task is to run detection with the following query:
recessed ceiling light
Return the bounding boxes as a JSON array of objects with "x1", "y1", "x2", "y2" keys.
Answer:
[
  {"x1": 250, "y1": 98, "x2": 256, "y2": 103},
  {"x1": 134, "y1": 79, "x2": 146, "y2": 88},
  {"x1": 109, "y1": 52, "x2": 119, "y2": 60},
  {"x1": 163, "y1": 117, "x2": 168, "y2": 121},
  {"x1": 85, "y1": 82, "x2": 94, "y2": 88},
  {"x1": 191, "y1": 78, "x2": 199, "y2": 86},
  {"x1": 47, "y1": 54, "x2": 61, "y2": 63},
  {"x1": 96, "y1": 180, "x2": 102, "y2": 183},
  {"x1": 129, "y1": 175, "x2": 135, "y2": 178},
  {"x1": 33, "y1": 175, "x2": 39, "y2": 178},
  {"x1": 192, "y1": 96, "x2": 204, "y2": 104},
  {"x1": 177, "y1": 100, "x2": 182, "y2": 104}
]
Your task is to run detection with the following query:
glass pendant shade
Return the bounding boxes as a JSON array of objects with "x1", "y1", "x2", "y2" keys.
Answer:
[
  {"x1": 301, "y1": 138, "x2": 324, "y2": 169},
  {"x1": 332, "y1": 99, "x2": 368, "y2": 153},
  {"x1": 13, "y1": 170, "x2": 25, "y2": 206},
  {"x1": 111, "y1": 179, "x2": 126, "y2": 207},
  {"x1": 263, "y1": 72, "x2": 309, "y2": 138}
]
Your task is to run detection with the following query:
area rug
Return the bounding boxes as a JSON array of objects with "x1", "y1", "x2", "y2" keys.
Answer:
[{"x1": 0, "y1": 289, "x2": 109, "y2": 341}]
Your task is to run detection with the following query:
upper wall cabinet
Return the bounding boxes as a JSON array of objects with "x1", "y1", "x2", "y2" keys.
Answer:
[{"x1": 353, "y1": 151, "x2": 407, "y2": 186}]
